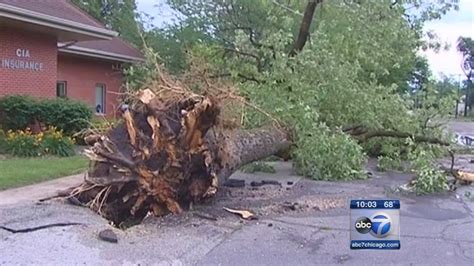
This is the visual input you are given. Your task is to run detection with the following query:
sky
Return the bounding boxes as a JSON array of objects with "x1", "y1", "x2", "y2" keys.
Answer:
[
  {"x1": 136, "y1": 0, "x2": 474, "y2": 80},
  {"x1": 422, "y1": 0, "x2": 473, "y2": 80}
]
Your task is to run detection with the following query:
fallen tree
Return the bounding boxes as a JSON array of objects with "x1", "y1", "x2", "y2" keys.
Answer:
[
  {"x1": 68, "y1": 85, "x2": 471, "y2": 226},
  {"x1": 70, "y1": 81, "x2": 461, "y2": 227},
  {"x1": 70, "y1": 85, "x2": 290, "y2": 227}
]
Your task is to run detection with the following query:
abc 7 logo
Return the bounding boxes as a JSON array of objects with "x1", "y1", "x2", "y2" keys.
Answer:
[{"x1": 354, "y1": 213, "x2": 392, "y2": 238}]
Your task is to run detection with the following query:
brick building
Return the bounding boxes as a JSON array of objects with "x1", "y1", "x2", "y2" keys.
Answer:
[{"x1": 0, "y1": 0, "x2": 144, "y2": 116}]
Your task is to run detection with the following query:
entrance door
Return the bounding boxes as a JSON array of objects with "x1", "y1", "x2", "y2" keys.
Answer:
[{"x1": 95, "y1": 84, "x2": 106, "y2": 114}]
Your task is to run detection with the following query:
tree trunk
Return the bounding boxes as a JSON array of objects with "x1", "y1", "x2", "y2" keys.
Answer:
[
  {"x1": 214, "y1": 128, "x2": 291, "y2": 183},
  {"x1": 71, "y1": 90, "x2": 290, "y2": 227},
  {"x1": 289, "y1": 0, "x2": 323, "y2": 56}
]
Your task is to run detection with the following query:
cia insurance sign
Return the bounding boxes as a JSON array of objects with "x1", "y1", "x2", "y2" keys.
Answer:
[{"x1": 1, "y1": 48, "x2": 44, "y2": 71}]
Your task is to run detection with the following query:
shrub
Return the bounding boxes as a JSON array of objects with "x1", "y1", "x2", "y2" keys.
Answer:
[
  {"x1": 0, "y1": 95, "x2": 92, "y2": 135},
  {"x1": 40, "y1": 98, "x2": 92, "y2": 135},
  {"x1": 0, "y1": 95, "x2": 39, "y2": 130},
  {"x1": 3, "y1": 127, "x2": 75, "y2": 157}
]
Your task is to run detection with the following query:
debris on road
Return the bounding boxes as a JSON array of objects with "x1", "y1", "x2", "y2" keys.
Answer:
[
  {"x1": 250, "y1": 180, "x2": 281, "y2": 187},
  {"x1": 223, "y1": 179, "x2": 245, "y2": 188},
  {"x1": 0, "y1": 222, "x2": 82, "y2": 234},
  {"x1": 281, "y1": 201, "x2": 300, "y2": 211},
  {"x1": 98, "y1": 229, "x2": 118, "y2": 243},
  {"x1": 223, "y1": 207, "x2": 256, "y2": 220},
  {"x1": 455, "y1": 170, "x2": 474, "y2": 182},
  {"x1": 193, "y1": 211, "x2": 218, "y2": 221},
  {"x1": 456, "y1": 134, "x2": 474, "y2": 146}
]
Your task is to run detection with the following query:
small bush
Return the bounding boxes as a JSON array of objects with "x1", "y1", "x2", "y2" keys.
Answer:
[
  {"x1": 0, "y1": 95, "x2": 92, "y2": 135},
  {"x1": 40, "y1": 98, "x2": 92, "y2": 135},
  {"x1": 0, "y1": 95, "x2": 39, "y2": 130},
  {"x1": 3, "y1": 127, "x2": 75, "y2": 157}
]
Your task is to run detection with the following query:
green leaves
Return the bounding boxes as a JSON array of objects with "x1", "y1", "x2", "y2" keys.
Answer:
[
  {"x1": 293, "y1": 126, "x2": 367, "y2": 181},
  {"x1": 132, "y1": 0, "x2": 458, "y2": 187},
  {"x1": 233, "y1": 1, "x2": 455, "y2": 182},
  {"x1": 72, "y1": 0, "x2": 142, "y2": 47},
  {"x1": 406, "y1": 140, "x2": 449, "y2": 194}
]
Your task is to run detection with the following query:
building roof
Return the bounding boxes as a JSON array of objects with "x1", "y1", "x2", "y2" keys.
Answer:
[
  {"x1": 59, "y1": 38, "x2": 145, "y2": 63},
  {"x1": 0, "y1": 0, "x2": 106, "y2": 29},
  {"x1": 0, "y1": 0, "x2": 116, "y2": 40},
  {"x1": 0, "y1": 0, "x2": 144, "y2": 63}
]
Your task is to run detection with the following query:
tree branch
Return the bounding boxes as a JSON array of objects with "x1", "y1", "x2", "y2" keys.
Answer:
[
  {"x1": 289, "y1": 0, "x2": 323, "y2": 57},
  {"x1": 220, "y1": 25, "x2": 275, "y2": 52},
  {"x1": 272, "y1": 0, "x2": 303, "y2": 16},
  {"x1": 352, "y1": 129, "x2": 451, "y2": 146},
  {"x1": 342, "y1": 125, "x2": 451, "y2": 146},
  {"x1": 208, "y1": 73, "x2": 262, "y2": 84},
  {"x1": 223, "y1": 47, "x2": 262, "y2": 71},
  {"x1": 223, "y1": 48, "x2": 259, "y2": 61}
]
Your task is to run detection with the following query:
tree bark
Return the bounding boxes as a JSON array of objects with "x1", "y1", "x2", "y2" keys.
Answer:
[{"x1": 215, "y1": 128, "x2": 291, "y2": 183}]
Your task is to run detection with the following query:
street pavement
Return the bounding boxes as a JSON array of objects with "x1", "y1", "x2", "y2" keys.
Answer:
[{"x1": 0, "y1": 161, "x2": 473, "y2": 265}]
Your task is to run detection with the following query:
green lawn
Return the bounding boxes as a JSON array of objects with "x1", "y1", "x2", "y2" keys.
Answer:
[{"x1": 0, "y1": 156, "x2": 88, "y2": 190}]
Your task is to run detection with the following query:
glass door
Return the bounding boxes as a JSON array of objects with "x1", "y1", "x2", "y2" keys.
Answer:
[{"x1": 95, "y1": 84, "x2": 106, "y2": 114}]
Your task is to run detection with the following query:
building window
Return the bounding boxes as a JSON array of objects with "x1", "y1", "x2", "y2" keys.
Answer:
[
  {"x1": 56, "y1": 81, "x2": 67, "y2": 98},
  {"x1": 95, "y1": 84, "x2": 106, "y2": 114}
]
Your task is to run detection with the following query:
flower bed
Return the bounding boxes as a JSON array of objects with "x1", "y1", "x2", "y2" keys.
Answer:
[{"x1": 2, "y1": 127, "x2": 75, "y2": 157}]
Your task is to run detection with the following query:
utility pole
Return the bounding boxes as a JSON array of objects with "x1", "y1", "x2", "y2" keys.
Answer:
[
  {"x1": 467, "y1": 76, "x2": 473, "y2": 117},
  {"x1": 464, "y1": 75, "x2": 470, "y2": 117},
  {"x1": 461, "y1": 54, "x2": 473, "y2": 117},
  {"x1": 455, "y1": 74, "x2": 462, "y2": 118}
]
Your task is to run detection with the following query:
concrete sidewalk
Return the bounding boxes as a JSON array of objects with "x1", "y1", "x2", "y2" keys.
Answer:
[{"x1": 0, "y1": 174, "x2": 83, "y2": 206}]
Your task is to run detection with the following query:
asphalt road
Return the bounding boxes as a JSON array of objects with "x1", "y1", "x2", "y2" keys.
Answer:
[{"x1": 0, "y1": 161, "x2": 473, "y2": 265}]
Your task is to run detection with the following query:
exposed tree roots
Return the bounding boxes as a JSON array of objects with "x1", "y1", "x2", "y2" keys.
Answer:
[{"x1": 69, "y1": 89, "x2": 290, "y2": 227}]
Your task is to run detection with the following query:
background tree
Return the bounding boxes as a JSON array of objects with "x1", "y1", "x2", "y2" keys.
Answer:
[
  {"x1": 72, "y1": 0, "x2": 143, "y2": 47},
  {"x1": 123, "y1": 0, "x2": 456, "y2": 185},
  {"x1": 434, "y1": 75, "x2": 458, "y2": 97},
  {"x1": 74, "y1": 0, "x2": 460, "y2": 197},
  {"x1": 457, "y1": 36, "x2": 474, "y2": 70},
  {"x1": 457, "y1": 36, "x2": 474, "y2": 116}
]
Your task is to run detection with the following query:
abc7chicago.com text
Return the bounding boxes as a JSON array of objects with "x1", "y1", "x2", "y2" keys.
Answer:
[{"x1": 351, "y1": 240, "x2": 400, "y2": 249}]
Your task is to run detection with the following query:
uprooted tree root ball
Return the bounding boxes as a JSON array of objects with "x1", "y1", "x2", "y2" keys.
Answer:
[{"x1": 69, "y1": 88, "x2": 290, "y2": 227}]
